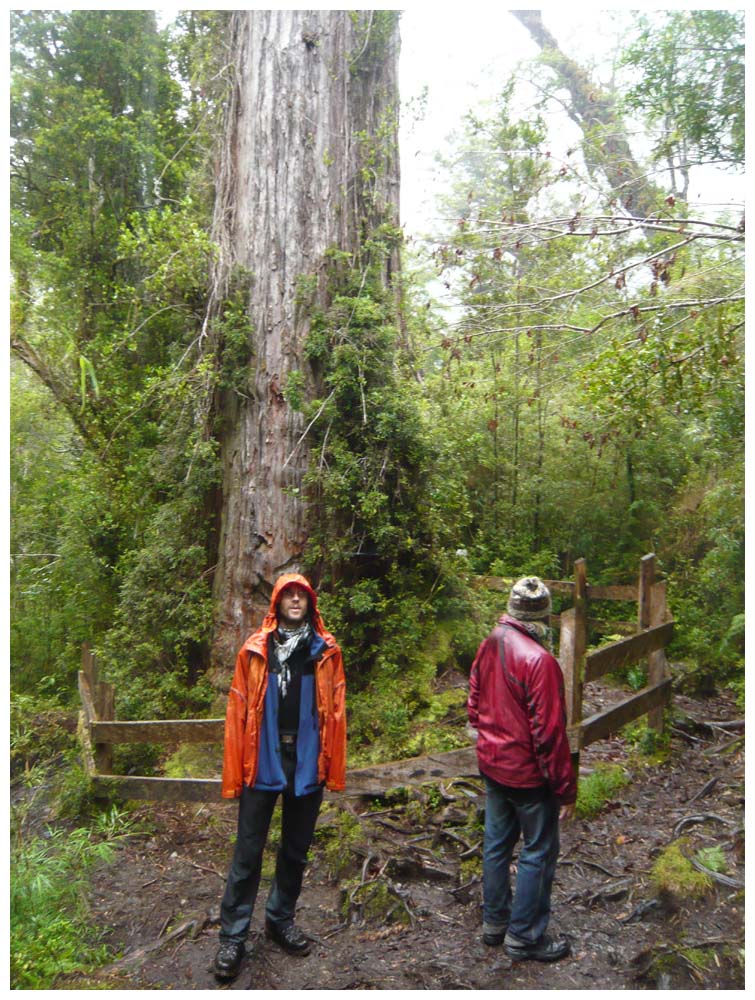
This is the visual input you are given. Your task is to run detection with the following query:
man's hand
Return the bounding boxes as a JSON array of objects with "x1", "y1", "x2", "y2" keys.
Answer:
[{"x1": 559, "y1": 802, "x2": 576, "y2": 822}]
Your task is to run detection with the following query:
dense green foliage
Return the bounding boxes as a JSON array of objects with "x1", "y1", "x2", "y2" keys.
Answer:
[
  {"x1": 10, "y1": 10, "x2": 744, "y2": 747},
  {"x1": 11, "y1": 11, "x2": 226, "y2": 716}
]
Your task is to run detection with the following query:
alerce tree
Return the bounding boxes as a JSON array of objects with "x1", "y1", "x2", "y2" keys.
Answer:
[{"x1": 203, "y1": 11, "x2": 402, "y2": 669}]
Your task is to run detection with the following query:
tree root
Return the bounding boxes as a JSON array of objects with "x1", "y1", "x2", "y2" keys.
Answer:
[
  {"x1": 678, "y1": 844, "x2": 745, "y2": 889},
  {"x1": 97, "y1": 910, "x2": 212, "y2": 973}
]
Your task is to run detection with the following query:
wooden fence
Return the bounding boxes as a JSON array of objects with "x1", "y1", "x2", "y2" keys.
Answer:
[{"x1": 77, "y1": 553, "x2": 672, "y2": 801}]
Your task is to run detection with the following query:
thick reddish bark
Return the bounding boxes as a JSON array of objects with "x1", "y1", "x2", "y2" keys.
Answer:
[{"x1": 206, "y1": 11, "x2": 400, "y2": 675}]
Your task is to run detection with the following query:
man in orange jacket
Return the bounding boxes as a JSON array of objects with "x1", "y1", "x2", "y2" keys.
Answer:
[{"x1": 213, "y1": 573, "x2": 346, "y2": 981}]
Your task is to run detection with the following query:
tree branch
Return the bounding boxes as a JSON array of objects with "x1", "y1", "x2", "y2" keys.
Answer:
[
  {"x1": 511, "y1": 10, "x2": 664, "y2": 220},
  {"x1": 10, "y1": 334, "x2": 103, "y2": 451}
]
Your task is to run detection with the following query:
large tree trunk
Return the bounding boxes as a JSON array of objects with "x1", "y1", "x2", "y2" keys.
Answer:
[{"x1": 206, "y1": 10, "x2": 400, "y2": 675}]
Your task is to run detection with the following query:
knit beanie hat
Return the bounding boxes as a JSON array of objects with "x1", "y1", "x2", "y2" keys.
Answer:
[{"x1": 508, "y1": 576, "x2": 552, "y2": 621}]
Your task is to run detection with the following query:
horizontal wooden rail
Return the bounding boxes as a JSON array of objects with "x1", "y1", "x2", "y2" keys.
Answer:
[
  {"x1": 585, "y1": 584, "x2": 638, "y2": 601},
  {"x1": 578, "y1": 679, "x2": 672, "y2": 748},
  {"x1": 89, "y1": 746, "x2": 482, "y2": 802},
  {"x1": 92, "y1": 775, "x2": 222, "y2": 803},
  {"x1": 91, "y1": 718, "x2": 224, "y2": 745},
  {"x1": 475, "y1": 576, "x2": 638, "y2": 602},
  {"x1": 476, "y1": 576, "x2": 576, "y2": 597},
  {"x1": 585, "y1": 621, "x2": 674, "y2": 682}
]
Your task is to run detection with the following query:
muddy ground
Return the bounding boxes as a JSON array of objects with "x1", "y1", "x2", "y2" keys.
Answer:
[{"x1": 71, "y1": 686, "x2": 743, "y2": 991}]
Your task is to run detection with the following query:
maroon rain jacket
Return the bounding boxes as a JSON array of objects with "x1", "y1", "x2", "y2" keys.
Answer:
[{"x1": 468, "y1": 615, "x2": 576, "y2": 804}]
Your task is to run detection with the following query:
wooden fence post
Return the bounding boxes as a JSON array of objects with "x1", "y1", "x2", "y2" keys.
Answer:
[
  {"x1": 80, "y1": 644, "x2": 114, "y2": 776},
  {"x1": 560, "y1": 558, "x2": 587, "y2": 773},
  {"x1": 94, "y1": 656, "x2": 115, "y2": 776},
  {"x1": 639, "y1": 553, "x2": 671, "y2": 732},
  {"x1": 647, "y1": 579, "x2": 670, "y2": 732}
]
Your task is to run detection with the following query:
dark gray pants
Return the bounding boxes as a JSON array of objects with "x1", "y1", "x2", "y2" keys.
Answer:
[{"x1": 219, "y1": 747, "x2": 323, "y2": 944}]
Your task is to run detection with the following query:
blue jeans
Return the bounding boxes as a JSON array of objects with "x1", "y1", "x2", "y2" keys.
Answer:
[
  {"x1": 482, "y1": 775, "x2": 560, "y2": 944},
  {"x1": 219, "y1": 745, "x2": 323, "y2": 945}
]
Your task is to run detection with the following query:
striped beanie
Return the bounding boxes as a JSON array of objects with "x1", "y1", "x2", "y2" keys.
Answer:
[{"x1": 508, "y1": 576, "x2": 552, "y2": 621}]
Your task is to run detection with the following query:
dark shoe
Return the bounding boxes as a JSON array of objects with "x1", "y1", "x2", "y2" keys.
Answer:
[
  {"x1": 504, "y1": 933, "x2": 571, "y2": 963},
  {"x1": 213, "y1": 940, "x2": 245, "y2": 979},
  {"x1": 483, "y1": 928, "x2": 507, "y2": 946},
  {"x1": 265, "y1": 919, "x2": 312, "y2": 955}
]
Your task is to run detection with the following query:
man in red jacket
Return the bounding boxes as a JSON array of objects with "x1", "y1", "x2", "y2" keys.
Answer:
[{"x1": 468, "y1": 576, "x2": 576, "y2": 963}]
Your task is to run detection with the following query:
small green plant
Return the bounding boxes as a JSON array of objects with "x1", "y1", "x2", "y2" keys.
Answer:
[
  {"x1": 460, "y1": 854, "x2": 483, "y2": 880},
  {"x1": 283, "y1": 369, "x2": 306, "y2": 411},
  {"x1": 425, "y1": 785, "x2": 443, "y2": 811},
  {"x1": 695, "y1": 845, "x2": 727, "y2": 873},
  {"x1": 341, "y1": 876, "x2": 411, "y2": 925},
  {"x1": 622, "y1": 719, "x2": 671, "y2": 762},
  {"x1": 626, "y1": 664, "x2": 647, "y2": 691},
  {"x1": 10, "y1": 826, "x2": 117, "y2": 988},
  {"x1": 92, "y1": 804, "x2": 143, "y2": 841},
  {"x1": 56, "y1": 756, "x2": 99, "y2": 821},
  {"x1": 576, "y1": 764, "x2": 630, "y2": 819},
  {"x1": 651, "y1": 839, "x2": 712, "y2": 900},
  {"x1": 316, "y1": 807, "x2": 365, "y2": 879}
]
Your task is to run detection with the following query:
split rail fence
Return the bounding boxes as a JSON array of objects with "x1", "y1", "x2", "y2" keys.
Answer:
[{"x1": 77, "y1": 553, "x2": 673, "y2": 802}]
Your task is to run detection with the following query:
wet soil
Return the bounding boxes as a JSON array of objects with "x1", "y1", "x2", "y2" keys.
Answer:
[{"x1": 75, "y1": 686, "x2": 744, "y2": 990}]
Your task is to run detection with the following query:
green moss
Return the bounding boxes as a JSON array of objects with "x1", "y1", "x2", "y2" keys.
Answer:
[
  {"x1": 576, "y1": 763, "x2": 630, "y2": 819},
  {"x1": 651, "y1": 839, "x2": 712, "y2": 899},
  {"x1": 163, "y1": 742, "x2": 222, "y2": 779},
  {"x1": 460, "y1": 854, "x2": 483, "y2": 881},
  {"x1": 680, "y1": 947, "x2": 713, "y2": 971}
]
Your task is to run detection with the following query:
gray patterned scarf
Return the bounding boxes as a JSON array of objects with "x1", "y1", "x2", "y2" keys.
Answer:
[{"x1": 273, "y1": 623, "x2": 312, "y2": 699}]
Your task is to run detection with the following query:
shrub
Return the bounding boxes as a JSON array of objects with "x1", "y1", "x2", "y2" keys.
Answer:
[{"x1": 576, "y1": 764, "x2": 629, "y2": 819}]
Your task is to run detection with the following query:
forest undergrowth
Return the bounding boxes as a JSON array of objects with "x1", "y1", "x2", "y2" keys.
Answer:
[{"x1": 10, "y1": 678, "x2": 744, "y2": 990}]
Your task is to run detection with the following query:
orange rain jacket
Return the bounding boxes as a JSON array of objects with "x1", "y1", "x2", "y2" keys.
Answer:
[{"x1": 221, "y1": 573, "x2": 346, "y2": 798}]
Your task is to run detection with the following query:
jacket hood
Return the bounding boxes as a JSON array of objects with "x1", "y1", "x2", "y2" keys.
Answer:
[{"x1": 260, "y1": 573, "x2": 328, "y2": 637}]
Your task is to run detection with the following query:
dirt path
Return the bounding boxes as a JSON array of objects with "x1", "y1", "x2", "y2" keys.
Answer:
[{"x1": 77, "y1": 687, "x2": 744, "y2": 991}]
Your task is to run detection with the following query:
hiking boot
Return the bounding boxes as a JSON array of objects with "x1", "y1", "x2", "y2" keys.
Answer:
[
  {"x1": 265, "y1": 918, "x2": 312, "y2": 955},
  {"x1": 213, "y1": 940, "x2": 245, "y2": 979},
  {"x1": 504, "y1": 933, "x2": 571, "y2": 963}
]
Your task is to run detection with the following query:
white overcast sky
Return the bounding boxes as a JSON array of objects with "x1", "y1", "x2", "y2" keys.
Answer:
[{"x1": 397, "y1": 6, "x2": 747, "y2": 237}]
